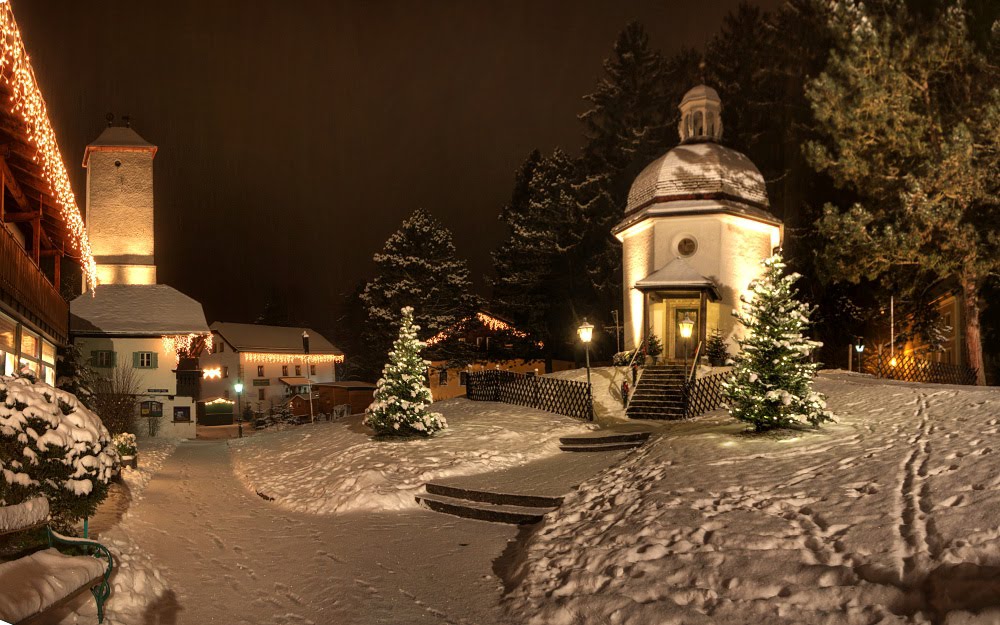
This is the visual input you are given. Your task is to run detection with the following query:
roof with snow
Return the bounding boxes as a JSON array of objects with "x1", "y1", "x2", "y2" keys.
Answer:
[
  {"x1": 70, "y1": 284, "x2": 209, "y2": 336},
  {"x1": 211, "y1": 322, "x2": 342, "y2": 355},
  {"x1": 635, "y1": 258, "x2": 720, "y2": 299},
  {"x1": 625, "y1": 142, "x2": 769, "y2": 214},
  {"x1": 82, "y1": 125, "x2": 157, "y2": 166}
]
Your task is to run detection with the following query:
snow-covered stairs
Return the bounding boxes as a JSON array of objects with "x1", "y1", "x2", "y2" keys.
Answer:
[
  {"x1": 416, "y1": 483, "x2": 561, "y2": 525},
  {"x1": 626, "y1": 364, "x2": 688, "y2": 419},
  {"x1": 558, "y1": 431, "x2": 651, "y2": 452}
]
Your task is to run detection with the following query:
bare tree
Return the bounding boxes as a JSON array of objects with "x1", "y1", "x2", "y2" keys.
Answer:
[{"x1": 91, "y1": 364, "x2": 141, "y2": 436}]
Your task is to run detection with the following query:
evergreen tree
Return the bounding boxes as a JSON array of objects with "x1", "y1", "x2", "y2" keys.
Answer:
[
  {"x1": 361, "y1": 209, "x2": 480, "y2": 365},
  {"x1": 492, "y1": 149, "x2": 580, "y2": 355},
  {"x1": 55, "y1": 344, "x2": 96, "y2": 411},
  {"x1": 723, "y1": 254, "x2": 833, "y2": 431},
  {"x1": 364, "y1": 307, "x2": 446, "y2": 437},
  {"x1": 805, "y1": 0, "x2": 1000, "y2": 384}
]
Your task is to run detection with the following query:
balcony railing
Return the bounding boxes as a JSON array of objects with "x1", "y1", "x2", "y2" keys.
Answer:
[{"x1": 0, "y1": 224, "x2": 68, "y2": 344}]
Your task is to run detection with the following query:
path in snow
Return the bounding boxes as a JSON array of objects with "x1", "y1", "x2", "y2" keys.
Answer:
[{"x1": 91, "y1": 440, "x2": 517, "y2": 625}]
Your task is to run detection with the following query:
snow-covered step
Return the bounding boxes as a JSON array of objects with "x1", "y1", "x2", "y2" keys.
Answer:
[
  {"x1": 424, "y1": 482, "x2": 563, "y2": 508},
  {"x1": 559, "y1": 441, "x2": 646, "y2": 452},
  {"x1": 559, "y1": 431, "x2": 651, "y2": 446},
  {"x1": 415, "y1": 492, "x2": 556, "y2": 525}
]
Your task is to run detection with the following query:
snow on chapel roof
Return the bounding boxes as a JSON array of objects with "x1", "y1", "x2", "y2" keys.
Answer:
[
  {"x1": 82, "y1": 125, "x2": 157, "y2": 166},
  {"x1": 70, "y1": 285, "x2": 209, "y2": 335},
  {"x1": 211, "y1": 322, "x2": 343, "y2": 355},
  {"x1": 635, "y1": 257, "x2": 720, "y2": 298}
]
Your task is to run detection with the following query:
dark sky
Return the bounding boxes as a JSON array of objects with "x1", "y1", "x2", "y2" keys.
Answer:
[{"x1": 16, "y1": 0, "x2": 780, "y2": 337}]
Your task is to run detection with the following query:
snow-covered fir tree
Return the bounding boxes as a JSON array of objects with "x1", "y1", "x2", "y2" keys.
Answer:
[
  {"x1": 364, "y1": 307, "x2": 447, "y2": 437},
  {"x1": 361, "y1": 209, "x2": 480, "y2": 372},
  {"x1": 723, "y1": 254, "x2": 833, "y2": 431},
  {"x1": 55, "y1": 343, "x2": 96, "y2": 411}
]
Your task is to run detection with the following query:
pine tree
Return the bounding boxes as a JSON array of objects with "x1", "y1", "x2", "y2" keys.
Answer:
[
  {"x1": 364, "y1": 307, "x2": 446, "y2": 437},
  {"x1": 361, "y1": 209, "x2": 480, "y2": 365},
  {"x1": 805, "y1": 0, "x2": 1000, "y2": 384},
  {"x1": 55, "y1": 344, "x2": 96, "y2": 411},
  {"x1": 492, "y1": 149, "x2": 580, "y2": 354},
  {"x1": 723, "y1": 254, "x2": 833, "y2": 431}
]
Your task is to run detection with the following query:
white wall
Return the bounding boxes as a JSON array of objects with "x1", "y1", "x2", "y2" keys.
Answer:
[{"x1": 74, "y1": 335, "x2": 197, "y2": 439}]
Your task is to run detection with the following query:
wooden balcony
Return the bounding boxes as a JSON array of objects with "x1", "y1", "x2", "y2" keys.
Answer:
[{"x1": 0, "y1": 224, "x2": 68, "y2": 344}]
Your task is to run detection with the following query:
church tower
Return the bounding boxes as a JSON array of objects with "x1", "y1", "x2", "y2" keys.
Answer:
[{"x1": 83, "y1": 118, "x2": 158, "y2": 285}]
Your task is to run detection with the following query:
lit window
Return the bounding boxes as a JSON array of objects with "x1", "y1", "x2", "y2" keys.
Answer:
[
  {"x1": 257, "y1": 365, "x2": 264, "y2": 377},
  {"x1": 20, "y1": 330, "x2": 38, "y2": 358},
  {"x1": 438, "y1": 370, "x2": 448, "y2": 385},
  {"x1": 223, "y1": 366, "x2": 229, "y2": 378},
  {"x1": 41, "y1": 341, "x2": 56, "y2": 365}
]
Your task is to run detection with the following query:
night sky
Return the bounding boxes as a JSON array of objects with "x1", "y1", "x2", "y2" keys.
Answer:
[{"x1": 17, "y1": 0, "x2": 781, "y2": 339}]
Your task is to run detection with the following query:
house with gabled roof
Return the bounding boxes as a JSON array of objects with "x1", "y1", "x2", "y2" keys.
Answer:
[{"x1": 199, "y1": 322, "x2": 344, "y2": 422}]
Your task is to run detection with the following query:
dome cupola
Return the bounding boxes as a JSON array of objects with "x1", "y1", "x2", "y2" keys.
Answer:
[{"x1": 678, "y1": 84, "x2": 723, "y2": 143}]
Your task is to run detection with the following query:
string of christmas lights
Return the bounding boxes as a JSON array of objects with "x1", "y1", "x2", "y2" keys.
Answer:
[
  {"x1": 162, "y1": 333, "x2": 213, "y2": 362},
  {"x1": 425, "y1": 312, "x2": 529, "y2": 346},
  {"x1": 0, "y1": 3, "x2": 97, "y2": 289},
  {"x1": 242, "y1": 352, "x2": 344, "y2": 364}
]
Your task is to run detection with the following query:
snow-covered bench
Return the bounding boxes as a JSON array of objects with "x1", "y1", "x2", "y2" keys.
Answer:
[{"x1": 0, "y1": 497, "x2": 113, "y2": 624}]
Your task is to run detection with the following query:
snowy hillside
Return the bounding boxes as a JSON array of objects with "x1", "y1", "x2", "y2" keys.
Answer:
[
  {"x1": 504, "y1": 373, "x2": 1000, "y2": 625},
  {"x1": 230, "y1": 398, "x2": 595, "y2": 514}
]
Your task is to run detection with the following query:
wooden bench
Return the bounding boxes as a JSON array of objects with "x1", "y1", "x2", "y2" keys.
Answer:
[{"x1": 0, "y1": 497, "x2": 113, "y2": 624}]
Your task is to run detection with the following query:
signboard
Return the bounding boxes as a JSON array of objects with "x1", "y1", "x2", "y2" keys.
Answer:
[
  {"x1": 252, "y1": 379, "x2": 270, "y2": 387},
  {"x1": 173, "y1": 406, "x2": 191, "y2": 422}
]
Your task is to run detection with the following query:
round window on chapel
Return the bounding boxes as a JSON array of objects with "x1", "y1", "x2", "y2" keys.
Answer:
[{"x1": 677, "y1": 237, "x2": 698, "y2": 257}]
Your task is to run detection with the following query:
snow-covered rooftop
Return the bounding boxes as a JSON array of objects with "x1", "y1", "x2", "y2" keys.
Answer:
[
  {"x1": 82, "y1": 125, "x2": 157, "y2": 166},
  {"x1": 635, "y1": 257, "x2": 720, "y2": 298},
  {"x1": 625, "y1": 142, "x2": 769, "y2": 213},
  {"x1": 212, "y1": 322, "x2": 342, "y2": 355},
  {"x1": 70, "y1": 284, "x2": 209, "y2": 335}
]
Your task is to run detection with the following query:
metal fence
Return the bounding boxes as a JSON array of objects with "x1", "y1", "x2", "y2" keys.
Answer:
[
  {"x1": 465, "y1": 370, "x2": 593, "y2": 421},
  {"x1": 862, "y1": 352, "x2": 978, "y2": 386},
  {"x1": 685, "y1": 372, "x2": 728, "y2": 418}
]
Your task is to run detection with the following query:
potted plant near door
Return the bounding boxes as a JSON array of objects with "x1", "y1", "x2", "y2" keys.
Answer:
[
  {"x1": 706, "y1": 329, "x2": 729, "y2": 366},
  {"x1": 645, "y1": 332, "x2": 663, "y2": 365}
]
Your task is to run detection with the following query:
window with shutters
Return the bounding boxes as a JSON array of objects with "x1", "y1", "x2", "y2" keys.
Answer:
[
  {"x1": 93, "y1": 350, "x2": 115, "y2": 368},
  {"x1": 134, "y1": 351, "x2": 157, "y2": 369}
]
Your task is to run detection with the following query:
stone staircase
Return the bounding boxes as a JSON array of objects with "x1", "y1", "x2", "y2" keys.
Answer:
[
  {"x1": 559, "y1": 431, "x2": 651, "y2": 452},
  {"x1": 415, "y1": 483, "x2": 561, "y2": 525},
  {"x1": 626, "y1": 364, "x2": 688, "y2": 420}
]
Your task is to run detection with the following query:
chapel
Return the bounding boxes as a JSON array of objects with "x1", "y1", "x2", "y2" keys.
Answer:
[{"x1": 614, "y1": 85, "x2": 782, "y2": 361}]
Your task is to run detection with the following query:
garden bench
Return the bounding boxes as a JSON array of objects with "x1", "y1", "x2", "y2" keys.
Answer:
[{"x1": 0, "y1": 497, "x2": 113, "y2": 624}]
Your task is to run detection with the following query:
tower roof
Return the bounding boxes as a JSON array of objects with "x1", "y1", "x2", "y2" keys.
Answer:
[{"x1": 83, "y1": 125, "x2": 157, "y2": 167}]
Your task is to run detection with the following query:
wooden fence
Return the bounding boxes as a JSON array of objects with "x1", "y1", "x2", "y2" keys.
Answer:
[
  {"x1": 862, "y1": 353, "x2": 978, "y2": 386},
  {"x1": 685, "y1": 372, "x2": 728, "y2": 418},
  {"x1": 465, "y1": 370, "x2": 593, "y2": 421}
]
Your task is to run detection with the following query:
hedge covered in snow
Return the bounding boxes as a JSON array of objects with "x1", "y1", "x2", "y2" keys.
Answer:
[{"x1": 0, "y1": 373, "x2": 119, "y2": 525}]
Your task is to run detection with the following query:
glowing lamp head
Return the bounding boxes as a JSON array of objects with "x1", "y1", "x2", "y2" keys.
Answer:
[
  {"x1": 854, "y1": 340, "x2": 865, "y2": 353},
  {"x1": 234, "y1": 382, "x2": 244, "y2": 393},
  {"x1": 889, "y1": 357, "x2": 898, "y2": 367},
  {"x1": 577, "y1": 320, "x2": 594, "y2": 344},
  {"x1": 679, "y1": 314, "x2": 695, "y2": 339}
]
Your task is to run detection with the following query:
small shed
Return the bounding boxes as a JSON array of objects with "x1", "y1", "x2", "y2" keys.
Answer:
[{"x1": 314, "y1": 381, "x2": 376, "y2": 416}]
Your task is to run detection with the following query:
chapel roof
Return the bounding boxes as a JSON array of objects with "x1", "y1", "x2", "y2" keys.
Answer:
[
  {"x1": 634, "y1": 257, "x2": 720, "y2": 299},
  {"x1": 83, "y1": 125, "x2": 157, "y2": 166}
]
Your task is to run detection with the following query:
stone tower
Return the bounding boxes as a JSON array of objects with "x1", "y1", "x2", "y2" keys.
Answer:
[{"x1": 83, "y1": 121, "x2": 158, "y2": 286}]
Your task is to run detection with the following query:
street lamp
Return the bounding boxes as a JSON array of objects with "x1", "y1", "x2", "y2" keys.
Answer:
[
  {"x1": 577, "y1": 320, "x2": 594, "y2": 419},
  {"x1": 679, "y1": 313, "x2": 695, "y2": 372},
  {"x1": 854, "y1": 338, "x2": 865, "y2": 373},
  {"x1": 234, "y1": 382, "x2": 244, "y2": 438},
  {"x1": 302, "y1": 331, "x2": 314, "y2": 424}
]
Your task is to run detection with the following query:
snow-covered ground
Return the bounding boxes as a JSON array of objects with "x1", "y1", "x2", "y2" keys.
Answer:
[
  {"x1": 504, "y1": 373, "x2": 1000, "y2": 625},
  {"x1": 59, "y1": 436, "x2": 181, "y2": 625},
  {"x1": 231, "y1": 397, "x2": 595, "y2": 514}
]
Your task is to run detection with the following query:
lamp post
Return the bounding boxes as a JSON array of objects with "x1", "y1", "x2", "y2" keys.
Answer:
[
  {"x1": 854, "y1": 338, "x2": 865, "y2": 373},
  {"x1": 577, "y1": 320, "x2": 594, "y2": 419},
  {"x1": 234, "y1": 382, "x2": 244, "y2": 438},
  {"x1": 679, "y1": 313, "x2": 695, "y2": 373},
  {"x1": 302, "y1": 331, "x2": 314, "y2": 424}
]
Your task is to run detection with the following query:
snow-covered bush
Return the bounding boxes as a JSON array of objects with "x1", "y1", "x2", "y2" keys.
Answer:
[
  {"x1": 0, "y1": 373, "x2": 119, "y2": 525},
  {"x1": 722, "y1": 253, "x2": 834, "y2": 431},
  {"x1": 364, "y1": 307, "x2": 447, "y2": 437},
  {"x1": 113, "y1": 432, "x2": 137, "y2": 457},
  {"x1": 612, "y1": 349, "x2": 638, "y2": 366}
]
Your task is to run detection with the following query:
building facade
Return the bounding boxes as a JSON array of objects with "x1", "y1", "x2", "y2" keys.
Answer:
[
  {"x1": 70, "y1": 124, "x2": 211, "y2": 439},
  {"x1": 615, "y1": 85, "x2": 782, "y2": 361},
  {"x1": 199, "y1": 322, "x2": 343, "y2": 421}
]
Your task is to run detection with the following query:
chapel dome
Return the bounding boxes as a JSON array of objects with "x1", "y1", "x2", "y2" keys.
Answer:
[
  {"x1": 624, "y1": 85, "x2": 769, "y2": 214},
  {"x1": 625, "y1": 142, "x2": 769, "y2": 213}
]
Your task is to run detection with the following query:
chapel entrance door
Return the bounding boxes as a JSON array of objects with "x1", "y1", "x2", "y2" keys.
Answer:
[{"x1": 673, "y1": 308, "x2": 699, "y2": 361}]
